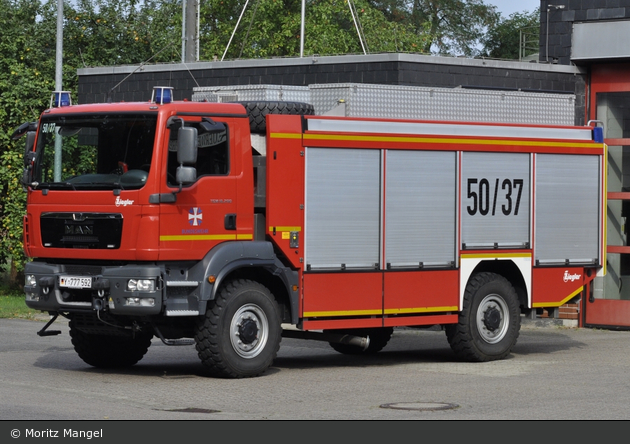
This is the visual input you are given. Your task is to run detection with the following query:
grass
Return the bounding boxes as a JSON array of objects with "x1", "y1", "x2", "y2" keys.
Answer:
[{"x1": 0, "y1": 285, "x2": 43, "y2": 320}]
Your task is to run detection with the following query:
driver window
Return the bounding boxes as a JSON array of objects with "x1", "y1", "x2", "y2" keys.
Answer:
[{"x1": 167, "y1": 118, "x2": 229, "y2": 186}]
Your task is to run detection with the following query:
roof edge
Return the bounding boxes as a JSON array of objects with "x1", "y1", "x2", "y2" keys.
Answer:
[{"x1": 77, "y1": 53, "x2": 582, "y2": 77}]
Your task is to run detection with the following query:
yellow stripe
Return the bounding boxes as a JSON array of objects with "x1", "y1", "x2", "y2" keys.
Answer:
[
  {"x1": 270, "y1": 132, "x2": 603, "y2": 150},
  {"x1": 303, "y1": 309, "x2": 382, "y2": 317},
  {"x1": 532, "y1": 286, "x2": 583, "y2": 308},
  {"x1": 304, "y1": 306, "x2": 458, "y2": 317},
  {"x1": 270, "y1": 133, "x2": 302, "y2": 139},
  {"x1": 300, "y1": 133, "x2": 602, "y2": 149},
  {"x1": 461, "y1": 252, "x2": 532, "y2": 259},
  {"x1": 160, "y1": 234, "x2": 253, "y2": 241},
  {"x1": 269, "y1": 226, "x2": 302, "y2": 232},
  {"x1": 603, "y1": 144, "x2": 608, "y2": 277},
  {"x1": 384, "y1": 306, "x2": 458, "y2": 315}
]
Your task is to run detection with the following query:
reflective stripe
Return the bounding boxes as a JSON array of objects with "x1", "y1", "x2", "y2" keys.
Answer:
[
  {"x1": 269, "y1": 226, "x2": 302, "y2": 232},
  {"x1": 160, "y1": 234, "x2": 253, "y2": 241},
  {"x1": 533, "y1": 287, "x2": 584, "y2": 308},
  {"x1": 303, "y1": 306, "x2": 458, "y2": 317}
]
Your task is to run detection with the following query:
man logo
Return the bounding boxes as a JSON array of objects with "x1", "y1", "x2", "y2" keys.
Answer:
[{"x1": 65, "y1": 224, "x2": 94, "y2": 235}]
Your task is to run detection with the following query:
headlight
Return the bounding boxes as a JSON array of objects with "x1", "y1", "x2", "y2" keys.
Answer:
[
  {"x1": 127, "y1": 279, "x2": 155, "y2": 292},
  {"x1": 125, "y1": 297, "x2": 155, "y2": 307},
  {"x1": 25, "y1": 274, "x2": 37, "y2": 287}
]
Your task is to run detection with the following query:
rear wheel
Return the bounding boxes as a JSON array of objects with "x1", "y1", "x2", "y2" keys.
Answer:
[
  {"x1": 69, "y1": 320, "x2": 152, "y2": 368},
  {"x1": 445, "y1": 272, "x2": 520, "y2": 362},
  {"x1": 195, "y1": 279, "x2": 282, "y2": 378},
  {"x1": 326, "y1": 327, "x2": 394, "y2": 355}
]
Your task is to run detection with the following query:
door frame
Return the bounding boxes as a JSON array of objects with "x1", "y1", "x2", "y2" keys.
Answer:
[{"x1": 585, "y1": 63, "x2": 630, "y2": 329}]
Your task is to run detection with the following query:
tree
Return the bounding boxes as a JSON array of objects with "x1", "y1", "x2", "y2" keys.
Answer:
[
  {"x1": 199, "y1": 0, "x2": 428, "y2": 60},
  {"x1": 63, "y1": 0, "x2": 181, "y2": 68},
  {"x1": 481, "y1": 8, "x2": 540, "y2": 60},
  {"x1": 0, "y1": 0, "x2": 182, "y2": 286},
  {"x1": 0, "y1": 0, "x2": 54, "y2": 285},
  {"x1": 367, "y1": 0, "x2": 499, "y2": 56}
]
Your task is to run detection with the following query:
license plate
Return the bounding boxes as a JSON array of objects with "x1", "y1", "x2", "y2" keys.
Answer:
[{"x1": 59, "y1": 276, "x2": 92, "y2": 289}]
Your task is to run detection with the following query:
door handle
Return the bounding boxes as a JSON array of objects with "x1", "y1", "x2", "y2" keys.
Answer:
[{"x1": 225, "y1": 213, "x2": 236, "y2": 230}]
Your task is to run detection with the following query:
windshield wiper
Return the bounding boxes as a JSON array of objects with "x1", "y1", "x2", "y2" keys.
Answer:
[
  {"x1": 38, "y1": 182, "x2": 77, "y2": 191},
  {"x1": 113, "y1": 180, "x2": 126, "y2": 192}
]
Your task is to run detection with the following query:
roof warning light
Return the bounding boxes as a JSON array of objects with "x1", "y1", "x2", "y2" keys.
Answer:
[
  {"x1": 152, "y1": 86, "x2": 173, "y2": 105},
  {"x1": 50, "y1": 91, "x2": 72, "y2": 108}
]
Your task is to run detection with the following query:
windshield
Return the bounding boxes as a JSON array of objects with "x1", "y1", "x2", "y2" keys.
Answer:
[{"x1": 32, "y1": 113, "x2": 157, "y2": 190}]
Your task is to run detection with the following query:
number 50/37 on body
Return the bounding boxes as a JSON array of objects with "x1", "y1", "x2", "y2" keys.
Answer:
[{"x1": 466, "y1": 178, "x2": 524, "y2": 217}]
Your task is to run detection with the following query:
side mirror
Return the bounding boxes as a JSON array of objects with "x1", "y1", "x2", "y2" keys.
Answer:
[
  {"x1": 24, "y1": 132, "x2": 36, "y2": 167},
  {"x1": 156, "y1": 124, "x2": 198, "y2": 203},
  {"x1": 22, "y1": 131, "x2": 37, "y2": 187},
  {"x1": 176, "y1": 127, "x2": 197, "y2": 186},
  {"x1": 178, "y1": 127, "x2": 198, "y2": 165},
  {"x1": 21, "y1": 169, "x2": 31, "y2": 189},
  {"x1": 176, "y1": 166, "x2": 197, "y2": 185},
  {"x1": 11, "y1": 121, "x2": 37, "y2": 140}
]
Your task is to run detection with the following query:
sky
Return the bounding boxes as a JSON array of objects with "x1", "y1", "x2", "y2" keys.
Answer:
[{"x1": 488, "y1": 0, "x2": 541, "y2": 18}]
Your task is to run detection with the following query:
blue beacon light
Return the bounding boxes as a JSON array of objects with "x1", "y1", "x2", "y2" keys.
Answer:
[
  {"x1": 50, "y1": 91, "x2": 72, "y2": 108},
  {"x1": 152, "y1": 86, "x2": 173, "y2": 105}
]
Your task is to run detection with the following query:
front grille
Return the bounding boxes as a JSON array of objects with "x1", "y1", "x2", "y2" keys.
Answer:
[
  {"x1": 41, "y1": 213, "x2": 123, "y2": 249},
  {"x1": 63, "y1": 264, "x2": 103, "y2": 275}
]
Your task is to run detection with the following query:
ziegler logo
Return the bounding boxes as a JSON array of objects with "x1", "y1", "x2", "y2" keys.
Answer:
[
  {"x1": 563, "y1": 271, "x2": 581, "y2": 283},
  {"x1": 115, "y1": 197, "x2": 134, "y2": 207}
]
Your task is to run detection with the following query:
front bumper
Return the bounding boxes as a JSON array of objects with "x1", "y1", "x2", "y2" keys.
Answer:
[{"x1": 24, "y1": 261, "x2": 163, "y2": 315}]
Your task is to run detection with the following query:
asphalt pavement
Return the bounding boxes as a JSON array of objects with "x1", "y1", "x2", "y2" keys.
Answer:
[{"x1": 2, "y1": 313, "x2": 630, "y2": 422}]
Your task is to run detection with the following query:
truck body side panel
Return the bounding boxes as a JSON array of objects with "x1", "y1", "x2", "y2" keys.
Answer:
[
  {"x1": 266, "y1": 115, "x2": 305, "y2": 270},
  {"x1": 383, "y1": 269, "x2": 459, "y2": 318},
  {"x1": 531, "y1": 267, "x2": 592, "y2": 307},
  {"x1": 533, "y1": 154, "x2": 601, "y2": 266},
  {"x1": 302, "y1": 272, "x2": 383, "y2": 318},
  {"x1": 265, "y1": 115, "x2": 605, "y2": 330}
]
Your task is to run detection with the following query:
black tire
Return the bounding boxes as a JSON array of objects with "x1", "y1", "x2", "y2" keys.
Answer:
[
  {"x1": 326, "y1": 327, "x2": 394, "y2": 355},
  {"x1": 194, "y1": 279, "x2": 282, "y2": 378},
  {"x1": 233, "y1": 101, "x2": 315, "y2": 133},
  {"x1": 69, "y1": 320, "x2": 152, "y2": 368},
  {"x1": 445, "y1": 272, "x2": 521, "y2": 362}
]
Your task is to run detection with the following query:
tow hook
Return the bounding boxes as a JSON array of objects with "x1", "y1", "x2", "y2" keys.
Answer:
[
  {"x1": 92, "y1": 297, "x2": 105, "y2": 311},
  {"x1": 37, "y1": 314, "x2": 62, "y2": 337},
  {"x1": 38, "y1": 276, "x2": 55, "y2": 296}
]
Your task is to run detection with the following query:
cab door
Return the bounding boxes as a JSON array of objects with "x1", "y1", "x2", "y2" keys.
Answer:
[{"x1": 158, "y1": 117, "x2": 238, "y2": 261}]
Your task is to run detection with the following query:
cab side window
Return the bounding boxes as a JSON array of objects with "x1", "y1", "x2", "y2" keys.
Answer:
[{"x1": 167, "y1": 118, "x2": 229, "y2": 186}]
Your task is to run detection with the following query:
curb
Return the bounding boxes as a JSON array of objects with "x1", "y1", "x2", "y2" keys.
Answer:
[{"x1": 521, "y1": 316, "x2": 578, "y2": 329}]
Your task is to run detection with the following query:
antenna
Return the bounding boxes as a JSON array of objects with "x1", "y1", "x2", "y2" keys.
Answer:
[
  {"x1": 222, "y1": 0, "x2": 251, "y2": 61},
  {"x1": 348, "y1": 0, "x2": 368, "y2": 55}
]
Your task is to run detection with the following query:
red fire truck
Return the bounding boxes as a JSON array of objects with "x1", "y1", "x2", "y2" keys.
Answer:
[{"x1": 15, "y1": 87, "x2": 606, "y2": 378}]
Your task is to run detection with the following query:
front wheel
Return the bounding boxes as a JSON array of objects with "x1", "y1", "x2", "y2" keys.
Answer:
[
  {"x1": 195, "y1": 279, "x2": 282, "y2": 378},
  {"x1": 69, "y1": 319, "x2": 152, "y2": 368},
  {"x1": 445, "y1": 272, "x2": 520, "y2": 362}
]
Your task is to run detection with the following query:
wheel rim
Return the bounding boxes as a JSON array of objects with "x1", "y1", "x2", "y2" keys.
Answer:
[
  {"x1": 229, "y1": 303, "x2": 269, "y2": 359},
  {"x1": 476, "y1": 294, "x2": 509, "y2": 344}
]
